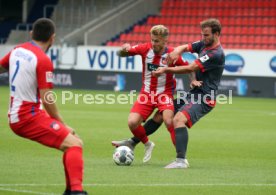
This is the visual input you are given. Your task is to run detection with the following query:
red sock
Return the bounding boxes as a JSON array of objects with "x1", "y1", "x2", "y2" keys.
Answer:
[
  {"x1": 167, "y1": 125, "x2": 176, "y2": 146},
  {"x1": 64, "y1": 146, "x2": 83, "y2": 191},
  {"x1": 63, "y1": 152, "x2": 70, "y2": 191},
  {"x1": 132, "y1": 125, "x2": 148, "y2": 144}
]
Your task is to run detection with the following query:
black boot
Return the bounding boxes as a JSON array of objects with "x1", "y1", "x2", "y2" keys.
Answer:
[{"x1": 63, "y1": 190, "x2": 88, "y2": 195}]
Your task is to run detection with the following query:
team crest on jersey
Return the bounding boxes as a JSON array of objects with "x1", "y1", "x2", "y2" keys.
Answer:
[
  {"x1": 199, "y1": 54, "x2": 209, "y2": 63},
  {"x1": 50, "y1": 122, "x2": 60, "y2": 130},
  {"x1": 46, "y1": 71, "x2": 54, "y2": 83}
]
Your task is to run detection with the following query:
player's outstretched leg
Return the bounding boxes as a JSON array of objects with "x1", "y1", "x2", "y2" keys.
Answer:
[
  {"x1": 131, "y1": 118, "x2": 162, "y2": 144},
  {"x1": 111, "y1": 118, "x2": 161, "y2": 150},
  {"x1": 112, "y1": 137, "x2": 155, "y2": 163},
  {"x1": 111, "y1": 138, "x2": 136, "y2": 150},
  {"x1": 111, "y1": 112, "x2": 162, "y2": 150}
]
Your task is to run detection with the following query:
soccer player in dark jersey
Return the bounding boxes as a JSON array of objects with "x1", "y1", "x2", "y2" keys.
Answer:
[{"x1": 153, "y1": 18, "x2": 225, "y2": 168}]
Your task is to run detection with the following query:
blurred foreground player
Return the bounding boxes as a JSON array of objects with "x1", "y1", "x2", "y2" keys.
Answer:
[{"x1": 0, "y1": 18, "x2": 87, "y2": 194}]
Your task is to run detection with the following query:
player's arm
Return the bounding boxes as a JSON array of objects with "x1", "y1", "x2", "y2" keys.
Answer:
[
  {"x1": 173, "y1": 44, "x2": 190, "y2": 54},
  {"x1": 188, "y1": 72, "x2": 196, "y2": 82},
  {"x1": 37, "y1": 58, "x2": 64, "y2": 124},
  {"x1": 40, "y1": 89, "x2": 75, "y2": 134},
  {"x1": 41, "y1": 89, "x2": 78, "y2": 134},
  {"x1": 153, "y1": 61, "x2": 200, "y2": 76},
  {"x1": 40, "y1": 89, "x2": 64, "y2": 123},
  {"x1": 167, "y1": 44, "x2": 189, "y2": 64},
  {"x1": 188, "y1": 72, "x2": 203, "y2": 88},
  {"x1": 37, "y1": 58, "x2": 76, "y2": 134},
  {"x1": 116, "y1": 43, "x2": 131, "y2": 57},
  {"x1": 0, "y1": 65, "x2": 8, "y2": 74},
  {"x1": 0, "y1": 52, "x2": 11, "y2": 74}
]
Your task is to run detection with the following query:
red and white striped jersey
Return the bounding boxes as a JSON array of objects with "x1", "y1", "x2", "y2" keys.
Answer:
[
  {"x1": 0, "y1": 42, "x2": 54, "y2": 124},
  {"x1": 127, "y1": 43, "x2": 188, "y2": 95}
]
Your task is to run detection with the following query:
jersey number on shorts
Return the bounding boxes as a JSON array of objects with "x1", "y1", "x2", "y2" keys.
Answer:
[{"x1": 11, "y1": 60, "x2": 20, "y2": 92}]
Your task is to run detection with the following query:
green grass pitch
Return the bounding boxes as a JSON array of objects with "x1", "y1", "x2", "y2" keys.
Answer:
[{"x1": 0, "y1": 86, "x2": 276, "y2": 195}]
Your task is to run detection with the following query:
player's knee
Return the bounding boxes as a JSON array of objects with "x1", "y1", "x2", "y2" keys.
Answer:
[
  {"x1": 128, "y1": 119, "x2": 139, "y2": 130},
  {"x1": 60, "y1": 134, "x2": 83, "y2": 151},
  {"x1": 128, "y1": 113, "x2": 144, "y2": 130},
  {"x1": 173, "y1": 113, "x2": 187, "y2": 127},
  {"x1": 74, "y1": 138, "x2": 83, "y2": 147},
  {"x1": 128, "y1": 117, "x2": 143, "y2": 131},
  {"x1": 70, "y1": 138, "x2": 83, "y2": 147}
]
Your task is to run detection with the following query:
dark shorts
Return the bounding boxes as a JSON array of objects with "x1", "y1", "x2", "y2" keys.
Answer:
[{"x1": 173, "y1": 97, "x2": 214, "y2": 128}]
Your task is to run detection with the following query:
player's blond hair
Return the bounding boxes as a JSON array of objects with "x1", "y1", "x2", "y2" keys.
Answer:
[{"x1": 150, "y1": 25, "x2": 169, "y2": 38}]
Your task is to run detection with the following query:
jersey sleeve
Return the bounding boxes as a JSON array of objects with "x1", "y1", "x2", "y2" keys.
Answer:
[
  {"x1": 194, "y1": 51, "x2": 221, "y2": 73},
  {"x1": 127, "y1": 43, "x2": 149, "y2": 56},
  {"x1": 36, "y1": 57, "x2": 54, "y2": 89},
  {"x1": 173, "y1": 56, "x2": 189, "y2": 67},
  {"x1": 188, "y1": 41, "x2": 204, "y2": 54},
  {"x1": 0, "y1": 51, "x2": 11, "y2": 69}
]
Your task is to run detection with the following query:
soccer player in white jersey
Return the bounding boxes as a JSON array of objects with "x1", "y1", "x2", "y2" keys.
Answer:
[
  {"x1": 0, "y1": 18, "x2": 87, "y2": 195},
  {"x1": 112, "y1": 25, "x2": 188, "y2": 162}
]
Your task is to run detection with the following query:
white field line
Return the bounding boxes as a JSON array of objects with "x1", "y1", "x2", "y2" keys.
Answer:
[
  {"x1": 0, "y1": 183, "x2": 275, "y2": 195},
  {"x1": 0, "y1": 183, "x2": 275, "y2": 187},
  {"x1": 0, "y1": 187, "x2": 59, "y2": 195}
]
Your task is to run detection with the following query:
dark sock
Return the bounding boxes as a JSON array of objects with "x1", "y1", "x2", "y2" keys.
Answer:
[
  {"x1": 131, "y1": 119, "x2": 162, "y2": 144},
  {"x1": 175, "y1": 127, "x2": 188, "y2": 159},
  {"x1": 131, "y1": 137, "x2": 140, "y2": 144}
]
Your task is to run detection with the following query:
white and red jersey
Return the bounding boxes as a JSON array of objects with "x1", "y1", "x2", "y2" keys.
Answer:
[
  {"x1": 127, "y1": 43, "x2": 188, "y2": 95},
  {"x1": 0, "y1": 42, "x2": 54, "y2": 124}
]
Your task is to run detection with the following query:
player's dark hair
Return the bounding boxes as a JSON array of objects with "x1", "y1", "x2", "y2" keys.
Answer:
[
  {"x1": 32, "y1": 18, "x2": 55, "y2": 42},
  {"x1": 200, "y1": 18, "x2": 221, "y2": 35}
]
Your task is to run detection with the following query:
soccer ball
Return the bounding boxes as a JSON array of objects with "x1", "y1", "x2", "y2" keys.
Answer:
[{"x1": 113, "y1": 146, "x2": 134, "y2": 166}]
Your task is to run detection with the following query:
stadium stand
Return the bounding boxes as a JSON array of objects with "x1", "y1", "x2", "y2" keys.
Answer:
[
  {"x1": 62, "y1": 0, "x2": 162, "y2": 45},
  {"x1": 1, "y1": 0, "x2": 275, "y2": 50},
  {"x1": 2, "y1": 0, "x2": 58, "y2": 44},
  {"x1": 106, "y1": 0, "x2": 276, "y2": 50},
  {"x1": 3, "y1": 0, "x2": 131, "y2": 45},
  {"x1": 52, "y1": 0, "x2": 129, "y2": 44}
]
